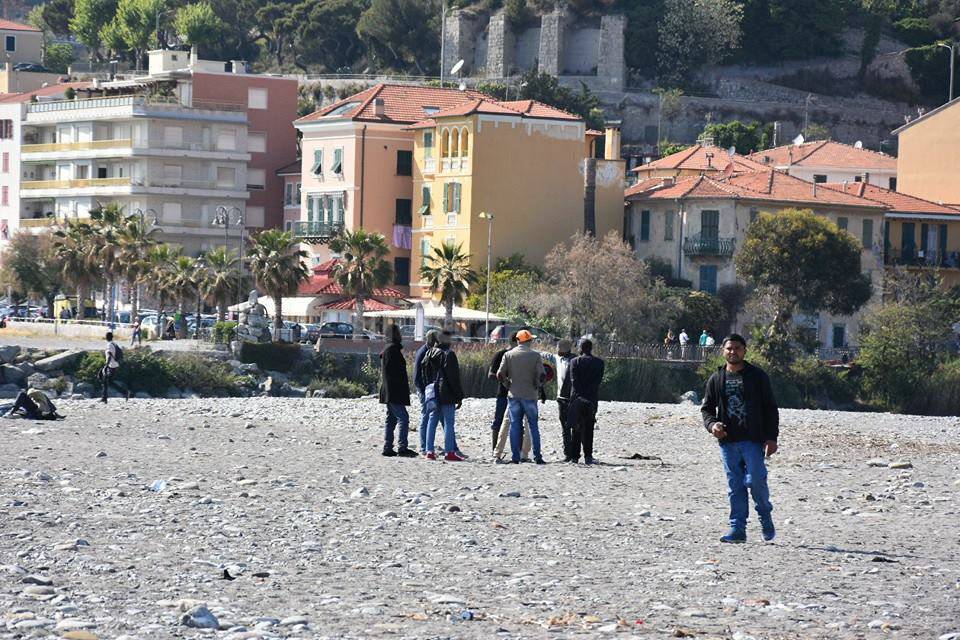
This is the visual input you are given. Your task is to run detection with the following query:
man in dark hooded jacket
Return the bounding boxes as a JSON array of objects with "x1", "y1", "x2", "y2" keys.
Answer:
[{"x1": 379, "y1": 324, "x2": 416, "y2": 457}]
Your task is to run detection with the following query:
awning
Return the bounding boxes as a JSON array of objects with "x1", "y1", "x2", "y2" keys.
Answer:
[
  {"x1": 362, "y1": 301, "x2": 506, "y2": 322},
  {"x1": 228, "y1": 296, "x2": 321, "y2": 317}
]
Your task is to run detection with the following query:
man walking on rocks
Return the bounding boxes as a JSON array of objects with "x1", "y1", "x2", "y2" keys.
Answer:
[
  {"x1": 379, "y1": 324, "x2": 417, "y2": 458},
  {"x1": 701, "y1": 333, "x2": 779, "y2": 543},
  {"x1": 497, "y1": 329, "x2": 546, "y2": 464},
  {"x1": 423, "y1": 331, "x2": 466, "y2": 461},
  {"x1": 565, "y1": 339, "x2": 605, "y2": 464}
]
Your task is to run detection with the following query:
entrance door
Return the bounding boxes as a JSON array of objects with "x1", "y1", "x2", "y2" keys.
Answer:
[
  {"x1": 699, "y1": 265, "x2": 717, "y2": 294},
  {"x1": 901, "y1": 222, "x2": 915, "y2": 262}
]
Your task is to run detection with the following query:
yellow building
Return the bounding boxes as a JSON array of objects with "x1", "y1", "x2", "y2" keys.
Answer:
[
  {"x1": 408, "y1": 98, "x2": 624, "y2": 297},
  {"x1": 894, "y1": 96, "x2": 960, "y2": 207}
]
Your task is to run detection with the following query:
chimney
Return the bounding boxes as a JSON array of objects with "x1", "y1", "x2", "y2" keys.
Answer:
[
  {"x1": 231, "y1": 60, "x2": 247, "y2": 74},
  {"x1": 813, "y1": 181, "x2": 817, "y2": 197},
  {"x1": 583, "y1": 158, "x2": 597, "y2": 235},
  {"x1": 862, "y1": 172, "x2": 870, "y2": 183},
  {"x1": 662, "y1": 176, "x2": 675, "y2": 187},
  {"x1": 705, "y1": 152, "x2": 714, "y2": 168},
  {"x1": 603, "y1": 121, "x2": 622, "y2": 160},
  {"x1": 373, "y1": 98, "x2": 385, "y2": 117}
]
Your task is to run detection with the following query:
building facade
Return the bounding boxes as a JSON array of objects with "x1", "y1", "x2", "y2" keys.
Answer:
[
  {"x1": 894, "y1": 97, "x2": 960, "y2": 207},
  {"x1": 625, "y1": 169, "x2": 887, "y2": 348},
  {"x1": 749, "y1": 140, "x2": 897, "y2": 190},
  {"x1": 276, "y1": 159, "x2": 301, "y2": 233}
]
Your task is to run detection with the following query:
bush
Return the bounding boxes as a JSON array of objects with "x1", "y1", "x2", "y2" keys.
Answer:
[
  {"x1": 307, "y1": 378, "x2": 368, "y2": 398},
  {"x1": 601, "y1": 358, "x2": 698, "y2": 403},
  {"x1": 166, "y1": 354, "x2": 240, "y2": 396},
  {"x1": 240, "y1": 342, "x2": 302, "y2": 372},
  {"x1": 213, "y1": 321, "x2": 237, "y2": 344},
  {"x1": 908, "y1": 359, "x2": 960, "y2": 416}
]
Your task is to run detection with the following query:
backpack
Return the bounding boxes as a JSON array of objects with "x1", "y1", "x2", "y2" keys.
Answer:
[
  {"x1": 423, "y1": 349, "x2": 446, "y2": 414},
  {"x1": 112, "y1": 343, "x2": 124, "y2": 364}
]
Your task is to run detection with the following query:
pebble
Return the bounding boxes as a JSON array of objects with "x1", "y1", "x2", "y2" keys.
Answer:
[
  {"x1": 350, "y1": 486, "x2": 370, "y2": 498},
  {"x1": 21, "y1": 574, "x2": 53, "y2": 586},
  {"x1": 889, "y1": 460, "x2": 913, "y2": 469},
  {"x1": 180, "y1": 605, "x2": 220, "y2": 629},
  {"x1": 55, "y1": 619, "x2": 97, "y2": 631}
]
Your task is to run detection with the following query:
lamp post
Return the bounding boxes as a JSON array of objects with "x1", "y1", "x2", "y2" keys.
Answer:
[
  {"x1": 194, "y1": 255, "x2": 206, "y2": 340},
  {"x1": 478, "y1": 211, "x2": 494, "y2": 341},
  {"x1": 214, "y1": 205, "x2": 244, "y2": 313},
  {"x1": 131, "y1": 208, "x2": 157, "y2": 320},
  {"x1": 936, "y1": 42, "x2": 956, "y2": 103}
]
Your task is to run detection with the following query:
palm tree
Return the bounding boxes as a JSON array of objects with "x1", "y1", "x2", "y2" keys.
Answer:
[
  {"x1": 420, "y1": 241, "x2": 479, "y2": 330},
  {"x1": 145, "y1": 244, "x2": 180, "y2": 324},
  {"x1": 247, "y1": 229, "x2": 309, "y2": 331},
  {"x1": 328, "y1": 228, "x2": 393, "y2": 333},
  {"x1": 115, "y1": 215, "x2": 161, "y2": 320},
  {"x1": 52, "y1": 218, "x2": 101, "y2": 317},
  {"x1": 88, "y1": 203, "x2": 127, "y2": 320},
  {"x1": 200, "y1": 246, "x2": 239, "y2": 321}
]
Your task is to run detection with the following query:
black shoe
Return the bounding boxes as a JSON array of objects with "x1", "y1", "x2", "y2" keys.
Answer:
[
  {"x1": 534, "y1": 457, "x2": 546, "y2": 465},
  {"x1": 99, "y1": 398, "x2": 107, "y2": 404},
  {"x1": 396, "y1": 448, "x2": 417, "y2": 458},
  {"x1": 381, "y1": 448, "x2": 397, "y2": 457},
  {"x1": 584, "y1": 457, "x2": 595, "y2": 465}
]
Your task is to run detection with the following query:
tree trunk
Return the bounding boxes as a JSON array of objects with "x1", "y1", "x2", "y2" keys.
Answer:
[
  {"x1": 217, "y1": 298, "x2": 225, "y2": 323},
  {"x1": 274, "y1": 292, "x2": 283, "y2": 330},
  {"x1": 445, "y1": 296, "x2": 454, "y2": 331},
  {"x1": 129, "y1": 277, "x2": 138, "y2": 322},
  {"x1": 354, "y1": 293, "x2": 365, "y2": 335}
]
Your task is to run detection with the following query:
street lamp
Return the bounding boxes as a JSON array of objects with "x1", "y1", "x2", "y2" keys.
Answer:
[
  {"x1": 194, "y1": 255, "x2": 206, "y2": 340},
  {"x1": 477, "y1": 211, "x2": 494, "y2": 341},
  {"x1": 131, "y1": 208, "x2": 158, "y2": 320},
  {"x1": 936, "y1": 42, "x2": 956, "y2": 103},
  {"x1": 155, "y1": 8, "x2": 177, "y2": 50},
  {"x1": 214, "y1": 205, "x2": 244, "y2": 311}
]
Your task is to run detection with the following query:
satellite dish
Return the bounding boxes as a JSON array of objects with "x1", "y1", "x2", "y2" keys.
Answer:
[
  {"x1": 793, "y1": 134, "x2": 805, "y2": 146},
  {"x1": 458, "y1": 81, "x2": 466, "y2": 91},
  {"x1": 854, "y1": 140, "x2": 863, "y2": 149},
  {"x1": 727, "y1": 146, "x2": 736, "y2": 157},
  {"x1": 450, "y1": 59, "x2": 464, "y2": 75}
]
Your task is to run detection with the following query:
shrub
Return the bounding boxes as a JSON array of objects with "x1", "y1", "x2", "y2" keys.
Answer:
[
  {"x1": 213, "y1": 321, "x2": 237, "y2": 344},
  {"x1": 166, "y1": 354, "x2": 240, "y2": 396},
  {"x1": 240, "y1": 342, "x2": 302, "y2": 372},
  {"x1": 120, "y1": 349, "x2": 174, "y2": 397},
  {"x1": 307, "y1": 378, "x2": 367, "y2": 398},
  {"x1": 601, "y1": 358, "x2": 698, "y2": 403}
]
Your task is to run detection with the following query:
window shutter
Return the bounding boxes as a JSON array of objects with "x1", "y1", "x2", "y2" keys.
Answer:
[
  {"x1": 442, "y1": 183, "x2": 449, "y2": 212},
  {"x1": 454, "y1": 182, "x2": 461, "y2": 213},
  {"x1": 307, "y1": 196, "x2": 315, "y2": 222},
  {"x1": 921, "y1": 223, "x2": 929, "y2": 252},
  {"x1": 419, "y1": 185, "x2": 431, "y2": 215},
  {"x1": 332, "y1": 148, "x2": 343, "y2": 174},
  {"x1": 311, "y1": 150, "x2": 323, "y2": 175},
  {"x1": 939, "y1": 224, "x2": 948, "y2": 257}
]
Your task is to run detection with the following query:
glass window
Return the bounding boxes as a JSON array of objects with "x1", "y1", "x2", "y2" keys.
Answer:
[
  {"x1": 217, "y1": 128, "x2": 236, "y2": 151},
  {"x1": 813, "y1": 174, "x2": 827, "y2": 183},
  {"x1": 889, "y1": 177, "x2": 897, "y2": 191},
  {"x1": 216, "y1": 166, "x2": 236, "y2": 187},
  {"x1": 640, "y1": 210, "x2": 650, "y2": 241},
  {"x1": 664, "y1": 210, "x2": 673, "y2": 241},
  {"x1": 4, "y1": 36, "x2": 15, "y2": 52},
  {"x1": 394, "y1": 257, "x2": 410, "y2": 286},
  {"x1": 397, "y1": 150, "x2": 413, "y2": 176},
  {"x1": 837, "y1": 217, "x2": 848, "y2": 231},
  {"x1": 247, "y1": 87, "x2": 268, "y2": 109},
  {"x1": 749, "y1": 208, "x2": 759, "y2": 223},
  {"x1": 0, "y1": 120, "x2": 12, "y2": 139},
  {"x1": 284, "y1": 183, "x2": 293, "y2": 205},
  {"x1": 248, "y1": 132, "x2": 266, "y2": 153},
  {"x1": 424, "y1": 131, "x2": 434, "y2": 159},
  {"x1": 700, "y1": 210, "x2": 719, "y2": 242},
  {"x1": 247, "y1": 168, "x2": 266, "y2": 189},
  {"x1": 862, "y1": 218, "x2": 873, "y2": 248},
  {"x1": 420, "y1": 238, "x2": 431, "y2": 267},
  {"x1": 395, "y1": 199, "x2": 412, "y2": 225}
]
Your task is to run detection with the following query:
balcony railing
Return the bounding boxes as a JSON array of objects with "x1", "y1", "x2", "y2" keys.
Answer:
[
  {"x1": 26, "y1": 94, "x2": 246, "y2": 114},
  {"x1": 440, "y1": 157, "x2": 469, "y2": 172},
  {"x1": 683, "y1": 235, "x2": 735, "y2": 257},
  {"x1": 884, "y1": 247, "x2": 960, "y2": 269},
  {"x1": 21, "y1": 177, "x2": 131, "y2": 190},
  {"x1": 291, "y1": 221, "x2": 344, "y2": 243},
  {"x1": 21, "y1": 139, "x2": 133, "y2": 154},
  {"x1": 19, "y1": 218, "x2": 56, "y2": 228}
]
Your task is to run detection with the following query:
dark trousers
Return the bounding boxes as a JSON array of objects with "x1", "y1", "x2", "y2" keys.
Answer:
[
  {"x1": 384, "y1": 403, "x2": 410, "y2": 451},
  {"x1": 11, "y1": 391, "x2": 41, "y2": 419},
  {"x1": 557, "y1": 399, "x2": 572, "y2": 459},
  {"x1": 100, "y1": 366, "x2": 122, "y2": 402},
  {"x1": 490, "y1": 394, "x2": 508, "y2": 448},
  {"x1": 570, "y1": 402, "x2": 597, "y2": 461}
]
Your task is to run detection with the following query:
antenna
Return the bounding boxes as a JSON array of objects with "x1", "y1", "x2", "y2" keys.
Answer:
[
  {"x1": 450, "y1": 59, "x2": 464, "y2": 75},
  {"x1": 854, "y1": 140, "x2": 863, "y2": 149},
  {"x1": 458, "y1": 81, "x2": 466, "y2": 91}
]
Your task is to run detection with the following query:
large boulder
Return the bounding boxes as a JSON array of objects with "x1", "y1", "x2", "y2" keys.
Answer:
[
  {"x1": 33, "y1": 350, "x2": 82, "y2": 372},
  {"x1": 1, "y1": 364, "x2": 27, "y2": 385},
  {"x1": 26, "y1": 372, "x2": 52, "y2": 390},
  {"x1": 75, "y1": 382, "x2": 95, "y2": 397},
  {"x1": 0, "y1": 383, "x2": 20, "y2": 399},
  {"x1": 0, "y1": 345, "x2": 21, "y2": 364}
]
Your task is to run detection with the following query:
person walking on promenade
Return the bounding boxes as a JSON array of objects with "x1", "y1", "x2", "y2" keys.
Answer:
[
  {"x1": 497, "y1": 329, "x2": 546, "y2": 464},
  {"x1": 380, "y1": 324, "x2": 417, "y2": 458},
  {"x1": 423, "y1": 331, "x2": 466, "y2": 461},
  {"x1": 100, "y1": 331, "x2": 124, "y2": 403},
  {"x1": 565, "y1": 339, "x2": 605, "y2": 464},
  {"x1": 130, "y1": 317, "x2": 143, "y2": 347},
  {"x1": 679, "y1": 328, "x2": 690, "y2": 359},
  {"x1": 413, "y1": 329, "x2": 440, "y2": 454},
  {"x1": 701, "y1": 333, "x2": 779, "y2": 543}
]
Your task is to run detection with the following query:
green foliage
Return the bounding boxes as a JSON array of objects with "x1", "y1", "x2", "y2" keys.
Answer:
[
  {"x1": 110, "y1": 0, "x2": 164, "y2": 66},
  {"x1": 906, "y1": 43, "x2": 960, "y2": 106},
  {"x1": 504, "y1": 0, "x2": 530, "y2": 29},
  {"x1": 518, "y1": 70, "x2": 604, "y2": 130},
  {"x1": 738, "y1": 0, "x2": 850, "y2": 63},
  {"x1": 601, "y1": 358, "x2": 699, "y2": 403},
  {"x1": 165, "y1": 354, "x2": 241, "y2": 396},
  {"x1": 44, "y1": 43, "x2": 76, "y2": 73},
  {"x1": 894, "y1": 17, "x2": 938, "y2": 47},
  {"x1": 73, "y1": 350, "x2": 242, "y2": 397},
  {"x1": 701, "y1": 120, "x2": 773, "y2": 154},
  {"x1": 668, "y1": 290, "x2": 726, "y2": 337},
  {"x1": 71, "y1": 0, "x2": 118, "y2": 59},
  {"x1": 288, "y1": 0, "x2": 368, "y2": 73},
  {"x1": 657, "y1": 0, "x2": 743, "y2": 88},
  {"x1": 357, "y1": 0, "x2": 438, "y2": 74},
  {"x1": 328, "y1": 228, "x2": 393, "y2": 330},
  {"x1": 420, "y1": 241, "x2": 480, "y2": 328},
  {"x1": 39, "y1": 0, "x2": 76, "y2": 36},
  {"x1": 240, "y1": 342, "x2": 302, "y2": 372},
  {"x1": 307, "y1": 378, "x2": 368, "y2": 398},
  {"x1": 0, "y1": 233, "x2": 61, "y2": 314},
  {"x1": 213, "y1": 321, "x2": 237, "y2": 344},
  {"x1": 658, "y1": 141, "x2": 690, "y2": 156},
  {"x1": 174, "y1": 2, "x2": 223, "y2": 51},
  {"x1": 248, "y1": 229, "x2": 309, "y2": 329},
  {"x1": 464, "y1": 268, "x2": 541, "y2": 321}
]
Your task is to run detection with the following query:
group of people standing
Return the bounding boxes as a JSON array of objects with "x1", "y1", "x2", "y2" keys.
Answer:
[{"x1": 377, "y1": 326, "x2": 605, "y2": 465}]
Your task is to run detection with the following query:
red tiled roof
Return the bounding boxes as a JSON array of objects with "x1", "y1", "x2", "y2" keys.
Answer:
[
  {"x1": 749, "y1": 140, "x2": 896, "y2": 170},
  {"x1": 296, "y1": 83, "x2": 491, "y2": 125},
  {"x1": 296, "y1": 275, "x2": 406, "y2": 298},
  {"x1": 500, "y1": 99, "x2": 581, "y2": 121},
  {"x1": 626, "y1": 169, "x2": 887, "y2": 210},
  {"x1": 632, "y1": 144, "x2": 770, "y2": 174},
  {"x1": 0, "y1": 19, "x2": 41, "y2": 32},
  {"x1": 0, "y1": 82, "x2": 91, "y2": 104},
  {"x1": 322, "y1": 297, "x2": 400, "y2": 312},
  {"x1": 275, "y1": 159, "x2": 300, "y2": 176},
  {"x1": 823, "y1": 182, "x2": 960, "y2": 215}
]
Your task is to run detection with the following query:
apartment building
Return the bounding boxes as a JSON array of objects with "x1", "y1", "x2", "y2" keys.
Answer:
[
  {"x1": 276, "y1": 159, "x2": 301, "y2": 232},
  {"x1": 749, "y1": 140, "x2": 898, "y2": 190},
  {"x1": 625, "y1": 168, "x2": 887, "y2": 348},
  {"x1": 894, "y1": 96, "x2": 960, "y2": 207},
  {"x1": 0, "y1": 50, "x2": 297, "y2": 255},
  {"x1": 407, "y1": 98, "x2": 625, "y2": 298},
  {"x1": 0, "y1": 19, "x2": 62, "y2": 94},
  {"x1": 294, "y1": 84, "x2": 491, "y2": 292},
  {"x1": 632, "y1": 143, "x2": 770, "y2": 182}
]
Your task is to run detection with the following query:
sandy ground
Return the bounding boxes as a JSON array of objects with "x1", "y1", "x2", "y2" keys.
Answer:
[{"x1": 1, "y1": 397, "x2": 958, "y2": 639}]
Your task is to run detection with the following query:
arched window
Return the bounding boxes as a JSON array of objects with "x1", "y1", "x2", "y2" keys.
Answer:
[
  {"x1": 450, "y1": 128, "x2": 460, "y2": 157},
  {"x1": 440, "y1": 128, "x2": 450, "y2": 157},
  {"x1": 460, "y1": 128, "x2": 469, "y2": 157}
]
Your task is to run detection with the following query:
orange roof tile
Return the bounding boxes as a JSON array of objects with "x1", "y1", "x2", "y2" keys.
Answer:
[
  {"x1": 0, "y1": 82, "x2": 91, "y2": 104},
  {"x1": 322, "y1": 297, "x2": 400, "y2": 312},
  {"x1": 632, "y1": 144, "x2": 769, "y2": 174},
  {"x1": 296, "y1": 83, "x2": 491, "y2": 125},
  {"x1": 0, "y1": 19, "x2": 41, "y2": 32},
  {"x1": 297, "y1": 275, "x2": 406, "y2": 298},
  {"x1": 749, "y1": 140, "x2": 896, "y2": 170},
  {"x1": 500, "y1": 99, "x2": 581, "y2": 121},
  {"x1": 823, "y1": 182, "x2": 960, "y2": 216}
]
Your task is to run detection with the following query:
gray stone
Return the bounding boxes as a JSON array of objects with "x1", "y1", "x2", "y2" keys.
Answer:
[
  {"x1": 55, "y1": 619, "x2": 96, "y2": 631},
  {"x1": 1, "y1": 364, "x2": 27, "y2": 384},
  {"x1": 180, "y1": 605, "x2": 219, "y2": 629},
  {"x1": 679, "y1": 390, "x2": 699, "y2": 405},
  {"x1": 33, "y1": 350, "x2": 82, "y2": 372},
  {"x1": 0, "y1": 382, "x2": 20, "y2": 399},
  {"x1": 0, "y1": 344, "x2": 21, "y2": 364},
  {"x1": 75, "y1": 382, "x2": 95, "y2": 396},
  {"x1": 889, "y1": 460, "x2": 913, "y2": 469},
  {"x1": 26, "y1": 372, "x2": 51, "y2": 390},
  {"x1": 21, "y1": 574, "x2": 53, "y2": 586}
]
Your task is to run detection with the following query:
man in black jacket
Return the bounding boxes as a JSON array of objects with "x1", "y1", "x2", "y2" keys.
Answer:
[
  {"x1": 488, "y1": 333, "x2": 517, "y2": 452},
  {"x1": 701, "y1": 333, "x2": 779, "y2": 543},
  {"x1": 422, "y1": 331, "x2": 466, "y2": 461},
  {"x1": 379, "y1": 324, "x2": 416, "y2": 457},
  {"x1": 564, "y1": 339, "x2": 605, "y2": 464}
]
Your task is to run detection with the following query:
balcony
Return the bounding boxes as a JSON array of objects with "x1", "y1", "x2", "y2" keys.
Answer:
[
  {"x1": 22, "y1": 139, "x2": 133, "y2": 154},
  {"x1": 439, "y1": 157, "x2": 470, "y2": 173},
  {"x1": 21, "y1": 177, "x2": 131, "y2": 190},
  {"x1": 423, "y1": 158, "x2": 437, "y2": 174},
  {"x1": 291, "y1": 221, "x2": 344, "y2": 244},
  {"x1": 885, "y1": 247, "x2": 960, "y2": 269},
  {"x1": 683, "y1": 235, "x2": 736, "y2": 257}
]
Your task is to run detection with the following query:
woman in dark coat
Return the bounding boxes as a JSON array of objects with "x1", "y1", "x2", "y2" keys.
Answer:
[{"x1": 379, "y1": 324, "x2": 416, "y2": 457}]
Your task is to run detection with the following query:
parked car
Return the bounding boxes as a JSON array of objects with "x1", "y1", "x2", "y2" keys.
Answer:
[
  {"x1": 303, "y1": 323, "x2": 321, "y2": 343},
  {"x1": 13, "y1": 62, "x2": 51, "y2": 73},
  {"x1": 318, "y1": 321, "x2": 355, "y2": 339}
]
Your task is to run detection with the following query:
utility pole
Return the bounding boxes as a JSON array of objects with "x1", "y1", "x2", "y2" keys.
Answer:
[
  {"x1": 936, "y1": 42, "x2": 956, "y2": 103},
  {"x1": 478, "y1": 212, "x2": 494, "y2": 340}
]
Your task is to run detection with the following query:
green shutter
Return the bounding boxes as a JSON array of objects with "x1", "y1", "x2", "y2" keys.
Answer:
[
  {"x1": 311, "y1": 149, "x2": 323, "y2": 174},
  {"x1": 418, "y1": 185, "x2": 431, "y2": 215},
  {"x1": 454, "y1": 182, "x2": 461, "y2": 213},
  {"x1": 307, "y1": 196, "x2": 315, "y2": 223},
  {"x1": 442, "y1": 183, "x2": 449, "y2": 212},
  {"x1": 332, "y1": 148, "x2": 342, "y2": 174}
]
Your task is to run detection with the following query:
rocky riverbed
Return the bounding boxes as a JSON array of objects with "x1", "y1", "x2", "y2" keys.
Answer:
[{"x1": 1, "y1": 398, "x2": 958, "y2": 639}]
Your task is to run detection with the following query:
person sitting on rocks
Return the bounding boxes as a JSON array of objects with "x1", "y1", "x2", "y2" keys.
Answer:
[{"x1": 2, "y1": 388, "x2": 61, "y2": 420}]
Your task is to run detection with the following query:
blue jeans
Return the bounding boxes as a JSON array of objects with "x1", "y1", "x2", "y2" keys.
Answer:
[
  {"x1": 490, "y1": 395, "x2": 508, "y2": 432},
  {"x1": 426, "y1": 404, "x2": 457, "y2": 454},
  {"x1": 418, "y1": 392, "x2": 430, "y2": 453},
  {"x1": 509, "y1": 398, "x2": 541, "y2": 462},
  {"x1": 384, "y1": 403, "x2": 409, "y2": 451},
  {"x1": 719, "y1": 440, "x2": 773, "y2": 532}
]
